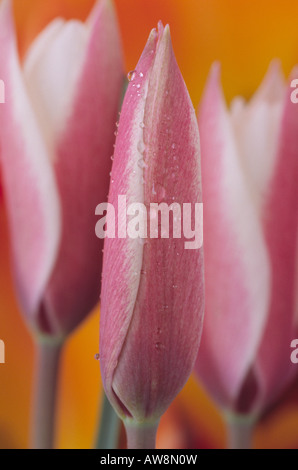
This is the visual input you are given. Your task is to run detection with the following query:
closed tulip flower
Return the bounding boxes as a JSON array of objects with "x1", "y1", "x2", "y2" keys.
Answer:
[
  {"x1": 194, "y1": 62, "x2": 298, "y2": 448},
  {"x1": 0, "y1": 0, "x2": 123, "y2": 337},
  {"x1": 0, "y1": 0, "x2": 123, "y2": 448},
  {"x1": 99, "y1": 22, "x2": 204, "y2": 449}
]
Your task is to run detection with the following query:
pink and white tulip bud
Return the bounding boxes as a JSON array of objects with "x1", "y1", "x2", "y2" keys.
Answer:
[
  {"x1": 194, "y1": 62, "x2": 298, "y2": 431},
  {"x1": 0, "y1": 0, "x2": 124, "y2": 338},
  {"x1": 99, "y1": 23, "x2": 204, "y2": 448}
]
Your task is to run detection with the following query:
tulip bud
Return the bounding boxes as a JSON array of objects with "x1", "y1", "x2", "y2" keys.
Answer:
[
  {"x1": 194, "y1": 62, "x2": 298, "y2": 430},
  {"x1": 99, "y1": 22, "x2": 204, "y2": 448},
  {"x1": 0, "y1": 0, "x2": 124, "y2": 338}
]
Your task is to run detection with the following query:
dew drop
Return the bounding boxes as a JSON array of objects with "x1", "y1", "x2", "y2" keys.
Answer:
[
  {"x1": 127, "y1": 70, "x2": 136, "y2": 81},
  {"x1": 139, "y1": 72, "x2": 144, "y2": 77},
  {"x1": 94, "y1": 353, "x2": 100, "y2": 361},
  {"x1": 171, "y1": 143, "x2": 176, "y2": 149},
  {"x1": 137, "y1": 158, "x2": 148, "y2": 169},
  {"x1": 157, "y1": 328, "x2": 162, "y2": 335},
  {"x1": 139, "y1": 122, "x2": 145, "y2": 129},
  {"x1": 136, "y1": 84, "x2": 141, "y2": 89},
  {"x1": 137, "y1": 141, "x2": 146, "y2": 154},
  {"x1": 155, "y1": 342, "x2": 165, "y2": 351}
]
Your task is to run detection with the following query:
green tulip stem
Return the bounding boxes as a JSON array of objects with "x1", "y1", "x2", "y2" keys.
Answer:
[
  {"x1": 95, "y1": 392, "x2": 121, "y2": 449},
  {"x1": 31, "y1": 339, "x2": 63, "y2": 449},
  {"x1": 225, "y1": 413, "x2": 257, "y2": 449},
  {"x1": 124, "y1": 419, "x2": 159, "y2": 449}
]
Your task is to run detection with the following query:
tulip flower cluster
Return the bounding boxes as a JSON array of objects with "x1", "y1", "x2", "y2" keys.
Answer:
[{"x1": 0, "y1": 0, "x2": 297, "y2": 451}]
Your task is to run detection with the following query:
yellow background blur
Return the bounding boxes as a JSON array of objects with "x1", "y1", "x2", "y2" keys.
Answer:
[{"x1": 0, "y1": 0, "x2": 298, "y2": 449}]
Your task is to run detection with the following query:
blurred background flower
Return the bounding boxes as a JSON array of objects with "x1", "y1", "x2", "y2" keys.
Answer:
[{"x1": 0, "y1": 0, "x2": 298, "y2": 449}]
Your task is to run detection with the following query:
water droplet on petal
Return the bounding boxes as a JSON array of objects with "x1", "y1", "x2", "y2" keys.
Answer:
[
  {"x1": 139, "y1": 72, "x2": 144, "y2": 77},
  {"x1": 138, "y1": 158, "x2": 148, "y2": 169},
  {"x1": 139, "y1": 122, "x2": 145, "y2": 129},
  {"x1": 94, "y1": 353, "x2": 100, "y2": 361},
  {"x1": 137, "y1": 141, "x2": 146, "y2": 154},
  {"x1": 155, "y1": 342, "x2": 165, "y2": 351},
  {"x1": 127, "y1": 70, "x2": 136, "y2": 81},
  {"x1": 171, "y1": 143, "x2": 176, "y2": 149}
]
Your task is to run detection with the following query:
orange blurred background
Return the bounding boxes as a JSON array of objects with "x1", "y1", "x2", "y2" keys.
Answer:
[{"x1": 0, "y1": 0, "x2": 298, "y2": 449}]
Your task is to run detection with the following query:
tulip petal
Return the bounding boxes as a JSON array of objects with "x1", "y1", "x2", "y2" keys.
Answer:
[
  {"x1": 0, "y1": 0, "x2": 61, "y2": 327},
  {"x1": 230, "y1": 61, "x2": 285, "y2": 213},
  {"x1": 255, "y1": 71, "x2": 298, "y2": 409},
  {"x1": 40, "y1": 0, "x2": 124, "y2": 335},
  {"x1": 23, "y1": 17, "x2": 89, "y2": 158},
  {"x1": 100, "y1": 23, "x2": 204, "y2": 421},
  {"x1": 195, "y1": 64, "x2": 270, "y2": 409}
]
